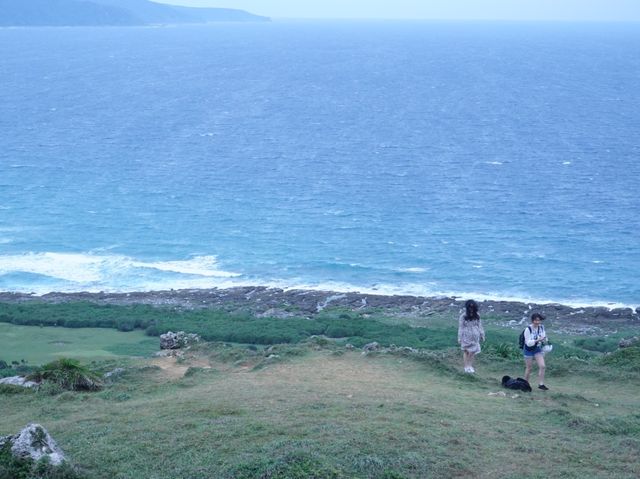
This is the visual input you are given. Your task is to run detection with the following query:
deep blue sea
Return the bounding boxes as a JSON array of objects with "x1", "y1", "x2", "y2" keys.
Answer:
[{"x1": 0, "y1": 21, "x2": 638, "y2": 307}]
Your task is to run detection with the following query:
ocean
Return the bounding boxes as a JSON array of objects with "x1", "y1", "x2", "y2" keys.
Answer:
[{"x1": 0, "y1": 21, "x2": 638, "y2": 307}]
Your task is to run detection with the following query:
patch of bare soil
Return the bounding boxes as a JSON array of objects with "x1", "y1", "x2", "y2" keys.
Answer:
[{"x1": 150, "y1": 356, "x2": 211, "y2": 379}]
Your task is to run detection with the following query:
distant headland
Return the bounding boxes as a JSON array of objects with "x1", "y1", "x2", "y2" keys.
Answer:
[{"x1": 0, "y1": 0, "x2": 270, "y2": 27}]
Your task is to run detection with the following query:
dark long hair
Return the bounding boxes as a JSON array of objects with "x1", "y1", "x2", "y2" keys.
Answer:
[{"x1": 464, "y1": 299, "x2": 479, "y2": 321}]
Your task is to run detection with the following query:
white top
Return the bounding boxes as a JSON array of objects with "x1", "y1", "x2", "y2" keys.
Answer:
[{"x1": 524, "y1": 324, "x2": 546, "y2": 347}]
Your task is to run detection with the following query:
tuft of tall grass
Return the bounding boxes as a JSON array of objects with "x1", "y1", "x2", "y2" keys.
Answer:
[{"x1": 27, "y1": 358, "x2": 103, "y2": 392}]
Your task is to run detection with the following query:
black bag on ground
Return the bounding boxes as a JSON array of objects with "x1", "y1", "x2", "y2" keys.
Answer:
[{"x1": 501, "y1": 375, "x2": 532, "y2": 392}]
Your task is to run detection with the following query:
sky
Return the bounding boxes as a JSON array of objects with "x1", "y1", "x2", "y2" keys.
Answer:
[{"x1": 159, "y1": 0, "x2": 640, "y2": 21}]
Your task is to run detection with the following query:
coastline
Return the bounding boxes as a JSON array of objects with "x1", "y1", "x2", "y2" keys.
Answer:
[{"x1": 1, "y1": 286, "x2": 638, "y2": 332}]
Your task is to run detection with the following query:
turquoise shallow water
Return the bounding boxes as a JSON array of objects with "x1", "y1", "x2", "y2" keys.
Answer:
[{"x1": 0, "y1": 21, "x2": 638, "y2": 306}]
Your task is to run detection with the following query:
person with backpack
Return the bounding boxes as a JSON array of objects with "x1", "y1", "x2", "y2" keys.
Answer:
[
  {"x1": 522, "y1": 312, "x2": 550, "y2": 390},
  {"x1": 458, "y1": 299, "x2": 485, "y2": 373}
]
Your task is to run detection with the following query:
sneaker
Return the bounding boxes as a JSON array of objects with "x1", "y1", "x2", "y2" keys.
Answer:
[
  {"x1": 464, "y1": 366, "x2": 472, "y2": 373},
  {"x1": 538, "y1": 384, "x2": 549, "y2": 391},
  {"x1": 469, "y1": 367, "x2": 475, "y2": 373}
]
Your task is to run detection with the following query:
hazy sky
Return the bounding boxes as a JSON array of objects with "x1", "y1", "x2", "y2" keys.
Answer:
[{"x1": 160, "y1": 0, "x2": 640, "y2": 21}]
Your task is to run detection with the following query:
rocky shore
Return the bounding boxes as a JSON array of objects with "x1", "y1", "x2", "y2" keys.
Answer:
[{"x1": 1, "y1": 287, "x2": 638, "y2": 333}]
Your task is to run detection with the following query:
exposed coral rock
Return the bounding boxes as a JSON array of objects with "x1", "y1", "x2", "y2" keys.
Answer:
[
  {"x1": 160, "y1": 331, "x2": 200, "y2": 349},
  {"x1": 618, "y1": 336, "x2": 639, "y2": 348},
  {"x1": 0, "y1": 423, "x2": 65, "y2": 466},
  {"x1": 0, "y1": 376, "x2": 39, "y2": 388}
]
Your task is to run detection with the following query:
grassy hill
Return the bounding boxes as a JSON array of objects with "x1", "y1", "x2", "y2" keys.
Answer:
[
  {"x1": 1, "y1": 299, "x2": 638, "y2": 477},
  {"x1": 2, "y1": 338, "x2": 639, "y2": 478}
]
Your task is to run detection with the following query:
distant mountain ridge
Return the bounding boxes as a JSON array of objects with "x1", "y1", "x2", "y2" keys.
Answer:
[{"x1": 0, "y1": 0, "x2": 270, "y2": 26}]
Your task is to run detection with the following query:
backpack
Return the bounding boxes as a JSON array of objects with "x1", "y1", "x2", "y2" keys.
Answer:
[
  {"x1": 501, "y1": 375, "x2": 532, "y2": 392},
  {"x1": 518, "y1": 326, "x2": 532, "y2": 350}
]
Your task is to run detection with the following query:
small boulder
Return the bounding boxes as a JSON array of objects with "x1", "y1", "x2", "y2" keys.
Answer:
[
  {"x1": 618, "y1": 336, "x2": 639, "y2": 348},
  {"x1": 103, "y1": 368, "x2": 126, "y2": 379},
  {"x1": 160, "y1": 331, "x2": 200, "y2": 350},
  {"x1": 1, "y1": 423, "x2": 66, "y2": 466},
  {"x1": 362, "y1": 342, "x2": 380, "y2": 353},
  {"x1": 0, "y1": 376, "x2": 39, "y2": 388}
]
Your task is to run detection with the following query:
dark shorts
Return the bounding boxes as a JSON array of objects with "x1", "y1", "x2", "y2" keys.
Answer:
[{"x1": 523, "y1": 346, "x2": 542, "y2": 357}]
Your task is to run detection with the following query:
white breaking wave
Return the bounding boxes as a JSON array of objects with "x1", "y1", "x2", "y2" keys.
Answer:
[
  {"x1": 0, "y1": 252, "x2": 104, "y2": 283},
  {"x1": 130, "y1": 256, "x2": 239, "y2": 278},
  {"x1": 0, "y1": 253, "x2": 636, "y2": 310},
  {"x1": 0, "y1": 252, "x2": 240, "y2": 288},
  {"x1": 395, "y1": 267, "x2": 428, "y2": 273}
]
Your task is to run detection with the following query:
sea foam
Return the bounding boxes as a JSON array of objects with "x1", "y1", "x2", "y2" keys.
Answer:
[{"x1": 0, "y1": 252, "x2": 240, "y2": 291}]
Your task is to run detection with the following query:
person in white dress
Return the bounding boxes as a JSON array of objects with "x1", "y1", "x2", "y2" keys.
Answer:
[{"x1": 457, "y1": 299, "x2": 485, "y2": 373}]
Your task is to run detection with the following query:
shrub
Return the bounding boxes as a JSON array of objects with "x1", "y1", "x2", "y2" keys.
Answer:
[
  {"x1": 116, "y1": 319, "x2": 135, "y2": 332},
  {"x1": 0, "y1": 360, "x2": 7, "y2": 370},
  {"x1": 145, "y1": 324, "x2": 160, "y2": 336},
  {"x1": 27, "y1": 358, "x2": 103, "y2": 391}
]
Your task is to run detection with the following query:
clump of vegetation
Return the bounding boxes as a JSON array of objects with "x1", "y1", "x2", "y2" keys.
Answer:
[
  {"x1": 27, "y1": 358, "x2": 103, "y2": 392},
  {"x1": 0, "y1": 384, "x2": 35, "y2": 396},
  {"x1": 0, "y1": 360, "x2": 36, "y2": 379},
  {"x1": 598, "y1": 346, "x2": 640, "y2": 371},
  {"x1": 484, "y1": 342, "x2": 521, "y2": 359},
  {"x1": 228, "y1": 450, "x2": 345, "y2": 479},
  {"x1": 574, "y1": 336, "x2": 620, "y2": 353}
]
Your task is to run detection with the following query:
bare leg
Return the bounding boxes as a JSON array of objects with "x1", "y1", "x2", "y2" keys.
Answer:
[
  {"x1": 462, "y1": 351, "x2": 470, "y2": 369},
  {"x1": 535, "y1": 353, "x2": 546, "y2": 385},
  {"x1": 524, "y1": 356, "x2": 533, "y2": 382},
  {"x1": 468, "y1": 352, "x2": 476, "y2": 370}
]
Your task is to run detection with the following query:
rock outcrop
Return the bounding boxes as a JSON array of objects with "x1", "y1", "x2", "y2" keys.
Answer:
[
  {"x1": 0, "y1": 376, "x2": 39, "y2": 388},
  {"x1": 618, "y1": 336, "x2": 640, "y2": 348},
  {"x1": 0, "y1": 423, "x2": 65, "y2": 466},
  {"x1": 160, "y1": 331, "x2": 200, "y2": 350}
]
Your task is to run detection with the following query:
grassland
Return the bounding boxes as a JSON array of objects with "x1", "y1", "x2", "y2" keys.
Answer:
[
  {"x1": 2, "y1": 341, "x2": 639, "y2": 478},
  {"x1": 1, "y1": 301, "x2": 639, "y2": 478},
  {"x1": 0, "y1": 322, "x2": 158, "y2": 366}
]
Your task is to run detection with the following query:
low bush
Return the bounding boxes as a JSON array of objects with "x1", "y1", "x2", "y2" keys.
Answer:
[{"x1": 115, "y1": 318, "x2": 135, "y2": 332}]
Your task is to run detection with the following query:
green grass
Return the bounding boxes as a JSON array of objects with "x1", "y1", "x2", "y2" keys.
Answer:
[
  {"x1": 1, "y1": 301, "x2": 626, "y2": 370},
  {"x1": 1, "y1": 341, "x2": 639, "y2": 478},
  {"x1": 2, "y1": 302, "x2": 629, "y2": 358},
  {"x1": 2, "y1": 302, "x2": 639, "y2": 477},
  {"x1": 0, "y1": 322, "x2": 158, "y2": 366},
  {"x1": 0, "y1": 301, "x2": 464, "y2": 348}
]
